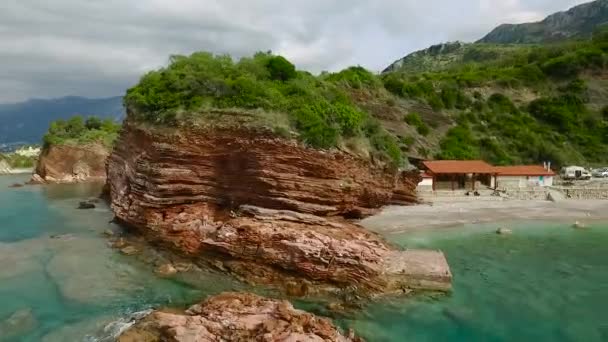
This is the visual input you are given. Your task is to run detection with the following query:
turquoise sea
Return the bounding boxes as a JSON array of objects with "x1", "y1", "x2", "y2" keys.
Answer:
[{"x1": 1, "y1": 174, "x2": 607, "y2": 341}]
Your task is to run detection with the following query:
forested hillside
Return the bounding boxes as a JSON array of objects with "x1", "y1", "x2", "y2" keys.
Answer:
[{"x1": 380, "y1": 25, "x2": 608, "y2": 167}]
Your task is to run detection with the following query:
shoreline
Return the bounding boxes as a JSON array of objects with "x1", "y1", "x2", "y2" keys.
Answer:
[
  {"x1": 0, "y1": 168, "x2": 33, "y2": 175},
  {"x1": 361, "y1": 200, "x2": 608, "y2": 235}
]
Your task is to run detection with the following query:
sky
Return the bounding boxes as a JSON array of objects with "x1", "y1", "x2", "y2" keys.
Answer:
[{"x1": 0, "y1": 0, "x2": 591, "y2": 103}]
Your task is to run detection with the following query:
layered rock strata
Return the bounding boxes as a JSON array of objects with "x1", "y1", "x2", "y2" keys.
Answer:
[
  {"x1": 31, "y1": 144, "x2": 109, "y2": 183},
  {"x1": 107, "y1": 120, "x2": 450, "y2": 296},
  {"x1": 118, "y1": 292, "x2": 362, "y2": 342}
]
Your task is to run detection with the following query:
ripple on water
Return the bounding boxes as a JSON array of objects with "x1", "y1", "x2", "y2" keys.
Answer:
[{"x1": 340, "y1": 222, "x2": 608, "y2": 342}]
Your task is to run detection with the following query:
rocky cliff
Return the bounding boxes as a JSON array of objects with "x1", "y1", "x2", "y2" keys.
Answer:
[
  {"x1": 118, "y1": 292, "x2": 362, "y2": 341},
  {"x1": 107, "y1": 118, "x2": 451, "y2": 297},
  {"x1": 478, "y1": 0, "x2": 608, "y2": 44},
  {"x1": 31, "y1": 143, "x2": 109, "y2": 183}
]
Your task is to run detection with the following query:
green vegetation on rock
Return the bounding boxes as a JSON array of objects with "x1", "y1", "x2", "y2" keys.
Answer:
[
  {"x1": 0, "y1": 154, "x2": 36, "y2": 169},
  {"x1": 124, "y1": 52, "x2": 402, "y2": 167},
  {"x1": 43, "y1": 116, "x2": 121, "y2": 148}
]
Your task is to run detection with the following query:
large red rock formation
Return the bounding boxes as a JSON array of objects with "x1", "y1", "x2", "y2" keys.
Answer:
[
  {"x1": 31, "y1": 144, "x2": 109, "y2": 183},
  {"x1": 107, "y1": 119, "x2": 450, "y2": 296},
  {"x1": 118, "y1": 292, "x2": 362, "y2": 342}
]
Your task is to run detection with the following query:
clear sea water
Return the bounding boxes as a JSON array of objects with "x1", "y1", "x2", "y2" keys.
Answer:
[{"x1": 1, "y1": 174, "x2": 607, "y2": 341}]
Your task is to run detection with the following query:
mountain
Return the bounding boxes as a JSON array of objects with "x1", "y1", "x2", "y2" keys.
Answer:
[
  {"x1": 478, "y1": 0, "x2": 608, "y2": 44},
  {"x1": 382, "y1": 42, "x2": 529, "y2": 74},
  {"x1": 0, "y1": 96, "x2": 124, "y2": 146},
  {"x1": 377, "y1": 0, "x2": 608, "y2": 167}
]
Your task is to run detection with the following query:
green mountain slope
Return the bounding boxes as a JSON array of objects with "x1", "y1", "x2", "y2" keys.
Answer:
[
  {"x1": 380, "y1": 26, "x2": 608, "y2": 166},
  {"x1": 478, "y1": 0, "x2": 608, "y2": 44}
]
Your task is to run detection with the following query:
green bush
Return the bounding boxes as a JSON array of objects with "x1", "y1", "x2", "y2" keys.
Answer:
[
  {"x1": 266, "y1": 56, "x2": 297, "y2": 81},
  {"x1": 43, "y1": 115, "x2": 121, "y2": 148},
  {"x1": 125, "y1": 51, "x2": 403, "y2": 167}
]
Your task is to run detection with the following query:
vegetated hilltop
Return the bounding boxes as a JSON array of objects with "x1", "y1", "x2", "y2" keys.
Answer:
[
  {"x1": 0, "y1": 96, "x2": 124, "y2": 145},
  {"x1": 124, "y1": 52, "x2": 409, "y2": 167},
  {"x1": 43, "y1": 115, "x2": 121, "y2": 149},
  {"x1": 380, "y1": 25, "x2": 608, "y2": 166},
  {"x1": 479, "y1": 0, "x2": 608, "y2": 44}
]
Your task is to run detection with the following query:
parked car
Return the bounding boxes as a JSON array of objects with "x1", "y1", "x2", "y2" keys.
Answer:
[
  {"x1": 592, "y1": 168, "x2": 608, "y2": 178},
  {"x1": 560, "y1": 166, "x2": 592, "y2": 180}
]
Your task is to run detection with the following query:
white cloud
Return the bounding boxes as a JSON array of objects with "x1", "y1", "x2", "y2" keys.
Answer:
[{"x1": 0, "y1": 0, "x2": 591, "y2": 102}]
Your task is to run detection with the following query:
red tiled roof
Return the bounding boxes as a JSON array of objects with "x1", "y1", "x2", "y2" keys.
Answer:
[
  {"x1": 422, "y1": 160, "x2": 495, "y2": 174},
  {"x1": 420, "y1": 172, "x2": 433, "y2": 178},
  {"x1": 494, "y1": 165, "x2": 555, "y2": 176}
]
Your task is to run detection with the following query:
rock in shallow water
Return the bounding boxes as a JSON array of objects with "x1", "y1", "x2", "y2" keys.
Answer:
[
  {"x1": 118, "y1": 292, "x2": 362, "y2": 342},
  {"x1": 0, "y1": 308, "x2": 38, "y2": 339},
  {"x1": 496, "y1": 227, "x2": 513, "y2": 235},
  {"x1": 45, "y1": 237, "x2": 142, "y2": 305},
  {"x1": 77, "y1": 201, "x2": 96, "y2": 210}
]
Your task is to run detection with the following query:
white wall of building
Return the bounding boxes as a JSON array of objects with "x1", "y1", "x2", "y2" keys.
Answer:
[
  {"x1": 497, "y1": 175, "x2": 553, "y2": 188},
  {"x1": 418, "y1": 178, "x2": 433, "y2": 187}
]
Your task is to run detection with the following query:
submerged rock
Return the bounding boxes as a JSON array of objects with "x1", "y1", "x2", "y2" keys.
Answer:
[
  {"x1": 45, "y1": 237, "x2": 141, "y2": 305},
  {"x1": 77, "y1": 201, "x2": 96, "y2": 209},
  {"x1": 573, "y1": 221, "x2": 588, "y2": 229},
  {"x1": 8, "y1": 183, "x2": 24, "y2": 188},
  {"x1": 496, "y1": 227, "x2": 513, "y2": 235},
  {"x1": 0, "y1": 308, "x2": 38, "y2": 339},
  {"x1": 118, "y1": 292, "x2": 362, "y2": 342}
]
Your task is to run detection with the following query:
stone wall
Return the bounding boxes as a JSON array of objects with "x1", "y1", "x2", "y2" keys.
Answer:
[{"x1": 556, "y1": 188, "x2": 608, "y2": 200}]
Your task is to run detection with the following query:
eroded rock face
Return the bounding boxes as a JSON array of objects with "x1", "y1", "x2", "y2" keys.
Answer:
[
  {"x1": 107, "y1": 121, "x2": 447, "y2": 296},
  {"x1": 118, "y1": 292, "x2": 362, "y2": 342},
  {"x1": 32, "y1": 144, "x2": 109, "y2": 184}
]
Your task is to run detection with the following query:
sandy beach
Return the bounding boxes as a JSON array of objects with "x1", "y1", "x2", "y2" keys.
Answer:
[{"x1": 362, "y1": 200, "x2": 608, "y2": 234}]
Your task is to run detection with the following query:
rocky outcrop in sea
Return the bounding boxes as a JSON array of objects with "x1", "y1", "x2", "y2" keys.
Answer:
[
  {"x1": 106, "y1": 118, "x2": 451, "y2": 297},
  {"x1": 31, "y1": 143, "x2": 109, "y2": 184},
  {"x1": 118, "y1": 292, "x2": 362, "y2": 342}
]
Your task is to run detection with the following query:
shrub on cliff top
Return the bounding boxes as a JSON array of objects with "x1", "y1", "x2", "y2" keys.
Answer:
[
  {"x1": 43, "y1": 116, "x2": 121, "y2": 148},
  {"x1": 124, "y1": 51, "x2": 403, "y2": 167}
]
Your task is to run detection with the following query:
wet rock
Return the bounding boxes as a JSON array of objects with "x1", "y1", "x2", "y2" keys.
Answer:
[
  {"x1": 154, "y1": 263, "x2": 177, "y2": 277},
  {"x1": 28, "y1": 174, "x2": 45, "y2": 184},
  {"x1": 0, "y1": 308, "x2": 38, "y2": 339},
  {"x1": 111, "y1": 238, "x2": 128, "y2": 249},
  {"x1": 442, "y1": 307, "x2": 474, "y2": 325},
  {"x1": 9, "y1": 183, "x2": 24, "y2": 188},
  {"x1": 120, "y1": 246, "x2": 139, "y2": 256},
  {"x1": 496, "y1": 227, "x2": 513, "y2": 235},
  {"x1": 118, "y1": 292, "x2": 362, "y2": 342},
  {"x1": 78, "y1": 201, "x2": 96, "y2": 209},
  {"x1": 327, "y1": 302, "x2": 346, "y2": 313},
  {"x1": 103, "y1": 229, "x2": 115, "y2": 237}
]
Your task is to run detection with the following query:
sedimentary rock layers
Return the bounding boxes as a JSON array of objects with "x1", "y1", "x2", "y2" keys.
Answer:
[
  {"x1": 107, "y1": 120, "x2": 448, "y2": 295},
  {"x1": 118, "y1": 292, "x2": 362, "y2": 342},
  {"x1": 32, "y1": 144, "x2": 109, "y2": 183}
]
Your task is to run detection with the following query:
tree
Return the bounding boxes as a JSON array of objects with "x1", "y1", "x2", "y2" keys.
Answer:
[
  {"x1": 266, "y1": 56, "x2": 296, "y2": 81},
  {"x1": 85, "y1": 116, "x2": 103, "y2": 130}
]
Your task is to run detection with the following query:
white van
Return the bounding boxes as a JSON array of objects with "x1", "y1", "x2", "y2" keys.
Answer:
[{"x1": 560, "y1": 166, "x2": 591, "y2": 180}]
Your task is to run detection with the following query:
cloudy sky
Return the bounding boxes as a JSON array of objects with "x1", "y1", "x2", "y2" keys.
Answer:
[{"x1": 0, "y1": 0, "x2": 590, "y2": 103}]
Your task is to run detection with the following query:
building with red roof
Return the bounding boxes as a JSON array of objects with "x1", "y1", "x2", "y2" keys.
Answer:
[
  {"x1": 418, "y1": 160, "x2": 555, "y2": 191},
  {"x1": 493, "y1": 165, "x2": 555, "y2": 188}
]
